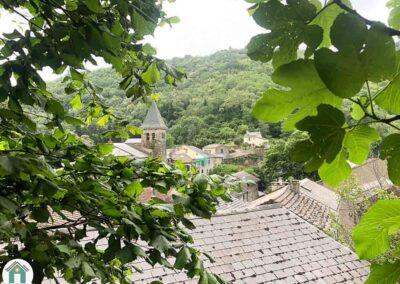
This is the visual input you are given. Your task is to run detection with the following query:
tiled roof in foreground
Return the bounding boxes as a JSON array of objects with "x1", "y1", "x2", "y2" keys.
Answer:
[
  {"x1": 276, "y1": 187, "x2": 332, "y2": 230},
  {"x1": 247, "y1": 179, "x2": 338, "y2": 229},
  {"x1": 131, "y1": 205, "x2": 369, "y2": 284}
]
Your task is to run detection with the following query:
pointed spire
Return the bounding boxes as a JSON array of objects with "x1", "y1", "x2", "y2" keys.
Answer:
[{"x1": 141, "y1": 102, "x2": 168, "y2": 130}]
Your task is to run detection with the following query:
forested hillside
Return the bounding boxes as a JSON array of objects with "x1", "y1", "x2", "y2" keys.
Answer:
[{"x1": 48, "y1": 49, "x2": 282, "y2": 147}]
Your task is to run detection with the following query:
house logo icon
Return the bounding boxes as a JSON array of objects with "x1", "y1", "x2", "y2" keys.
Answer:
[{"x1": 2, "y1": 259, "x2": 33, "y2": 284}]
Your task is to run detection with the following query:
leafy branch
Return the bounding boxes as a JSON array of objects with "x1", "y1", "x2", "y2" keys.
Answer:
[
  {"x1": 333, "y1": 0, "x2": 400, "y2": 36},
  {"x1": 349, "y1": 97, "x2": 400, "y2": 131}
]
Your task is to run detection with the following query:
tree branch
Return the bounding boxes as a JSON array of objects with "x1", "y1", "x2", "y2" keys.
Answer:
[
  {"x1": 348, "y1": 98, "x2": 400, "y2": 131},
  {"x1": 41, "y1": 219, "x2": 86, "y2": 231},
  {"x1": 333, "y1": 0, "x2": 400, "y2": 36}
]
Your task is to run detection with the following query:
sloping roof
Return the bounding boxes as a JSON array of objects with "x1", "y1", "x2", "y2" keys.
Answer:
[
  {"x1": 231, "y1": 171, "x2": 260, "y2": 183},
  {"x1": 246, "y1": 179, "x2": 338, "y2": 229},
  {"x1": 225, "y1": 149, "x2": 255, "y2": 160},
  {"x1": 186, "y1": 145, "x2": 209, "y2": 156},
  {"x1": 244, "y1": 131, "x2": 263, "y2": 138},
  {"x1": 169, "y1": 152, "x2": 193, "y2": 164},
  {"x1": 276, "y1": 188, "x2": 332, "y2": 229},
  {"x1": 125, "y1": 138, "x2": 142, "y2": 145},
  {"x1": 42, "y1": 205, "x2": 369, "y2": 284},
  {"x1": 216, "y1": 194, "x2": 248, "y2": 212},
  {"x1": 129, "y1": 205, "x2": 369, "y2": 283},
  {"x1": 112, "y1": 143, "x2": 150, "y2": 158},
  {"x1": 141, "y1": 102, "x2": 168, "y2": 130},
  {"x1": 300, "y1": 179, "x2": 339, "y2": 211},
  {"x1": 352, "y1": 158, "x2": 393, "y2": 190},
  {"x1": 203, "y1": 144, "x2": 225, "y2": 149}
]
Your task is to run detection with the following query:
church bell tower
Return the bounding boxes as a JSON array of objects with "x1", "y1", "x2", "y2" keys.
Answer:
[{"x1": 141, "y1": 102, "x2": 167, "y2": 159}]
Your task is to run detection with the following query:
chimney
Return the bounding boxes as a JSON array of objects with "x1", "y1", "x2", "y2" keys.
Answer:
[
  {"x1": 290, "y1": 180, "x2": 300, "y2": 194},
  {"x1": 271, "y1": 177, "x2": 287, "y2": 192}
]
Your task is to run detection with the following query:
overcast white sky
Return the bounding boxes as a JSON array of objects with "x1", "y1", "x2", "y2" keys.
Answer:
[{"x1": 0, "y1": 0, "x2": 390, "y2": 80}]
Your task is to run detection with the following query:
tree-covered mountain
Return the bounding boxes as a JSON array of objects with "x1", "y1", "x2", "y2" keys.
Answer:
[{"x1": 48, "y1": 49, "x2": 283, "y2": 147}]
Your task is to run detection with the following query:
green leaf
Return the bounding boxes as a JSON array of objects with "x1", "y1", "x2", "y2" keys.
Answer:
[
  {"x1": 0, "y1": 196, "x2": 18, "y2": 214},
  {"x1": 82, "y1": 0, "x2": 103, "y2": 13},
  {"x1": 119, "y1": 75, "x2": 133, "y2": 90},
  {"x1": 303, "y1": 25, "x2": 323, "y2": 58},
  {"x1": 318, "y1": 150, "x2": 351, "y2": 187},
  {"x1": 315, "y1": 48, "x2": 365, "y2": 98},
  {"x1": 168, "y1": 16, "x2": 180, "y2": 24},
  {"x1": 361, "y1": 23, "x2": 396, "y2": 82},
  {"x1": 132, "y1": 11, "x2": 157, "y2": 38},
  {"x1": 380, "y1": 134, "x2": 400, "y2": 185},
  {"x1": 56, "y1": 244, "x2": 71, "y2": 255},
  {"x1": 123, "y1": 180, "x2": 143, "y2": 200},
  {"x1": 64, "y1": 115, "x2": 84, "y2": 126},
  {"x1": 127, "y1": 125, "x2": 143, "y2": 135},
  {"x1": 71, "y1": 95, "x2": 84, "y2": 110},
  {"x1": 330, "y1": 13, "x2": 367, "y2": 54},
  {"x1": 353, "y1": 200, "x2": 400, "y2": 259},
  {"x1": 246, "y1": 34, "x2": 271, "y2": 62},
  {"x1": 66, "y1": 0, "x2": 78, "y2": 11},
  {"x1": 247, "y1": 0, "x2": 320, "y2": 67},
  {"x1": 252, "y1": 59, "x2": 341, "y2": 125},
  {"x1": 98, "y1": 143, "x2": 113, "y2": 155},
  {"x1": 296, "y1": 104, "x2": 346, "y2": 163},
  {"x1": 32, "y1": 207, "x2": 50, "y2": 222},
  {"x1": 70, "y1": 68, "x2": 84, "y2": 81},
  {"x1": 366, "y1": 261, "x2": 400, "y2": 284},
  {"x1": 100, "y1": 201, "x2": 122, "y2": 218},
  {"x1": 45, "y1": 99, "x2": 65, "y2": 117},
  {"x1": 142, "y1": 63, "x2": 161, "y2": 85},
  {"x1": 344, "y1": 125, "x2": 380, "y2": 165},
  {"x1": 310, "y1": 0, "x2": 352, "y2": 47},
  {"x1": 82, "y1": 262, "x2": 96, "y2": 277},
  {"x1": 350, "y1": 102, "x2": 365, "y2": 121},
  {"x1": 31, "y1": 244, "x2": 49, "y2": 263},
  {"x1": 174, "y1": 247, "x2": 191, "y2": 269},
  {"x1": 97, "y1": 114, "x2": 110, "y2": 126},
  {"x1": 375, "y1": 73, "x2": 400, "y2": 114},
  {"x1": 389, "y1": 7, "x2": 400, "y2": 29},
  {"x1": 0, "y1": 156, "x2": 14, "y2": 176},
  {"x1": 116, "y1": 243, "x2": 146, "y2": 265},
  {"x1": 150, "y1": 235, "x2": 171, "y2": 252}
]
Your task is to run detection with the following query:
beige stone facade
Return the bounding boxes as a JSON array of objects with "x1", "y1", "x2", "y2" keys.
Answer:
[{"x1": 141, "y1": 128, "x2": 167, "y2": 159}]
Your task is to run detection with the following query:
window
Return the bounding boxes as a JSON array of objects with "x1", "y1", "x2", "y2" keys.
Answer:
[
  {"x1": 162, "y1": 132, "x2": 165, "y2": 139},
  {"x1": 152, "y1": 133, "x2": 155, "y2": 140},
  {"x1": 220, "y1": 149, "x2": 223, "y2": 154},
  {"x1": 146, "y1": 133, "x2": 150, "y2": 141}
]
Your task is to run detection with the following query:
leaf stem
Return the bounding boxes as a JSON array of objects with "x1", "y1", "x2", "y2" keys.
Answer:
[
  {"x1": 306, "y1": 1, "x2": 335, "y2": 24},
  {"x1": 365, "y1": 81, "x2": 376, "y2": 117}
]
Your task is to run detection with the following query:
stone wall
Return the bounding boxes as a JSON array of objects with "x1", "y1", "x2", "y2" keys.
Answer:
[{"x1": 141, "y1": 128, "x2": 167, "y2": 159}]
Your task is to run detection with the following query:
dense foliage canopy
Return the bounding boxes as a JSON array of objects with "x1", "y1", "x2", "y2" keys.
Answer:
[
  {"x1": 0, "y1": 0, "x2": 228, "y2": 283},
  {"x1": 247, "y1": 0, "x2": 400, "y2": 282}
]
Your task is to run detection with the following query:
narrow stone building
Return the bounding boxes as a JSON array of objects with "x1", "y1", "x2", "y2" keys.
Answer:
[{"x1": 140, "y1": 101, "x2": 168, "y2": 160}]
